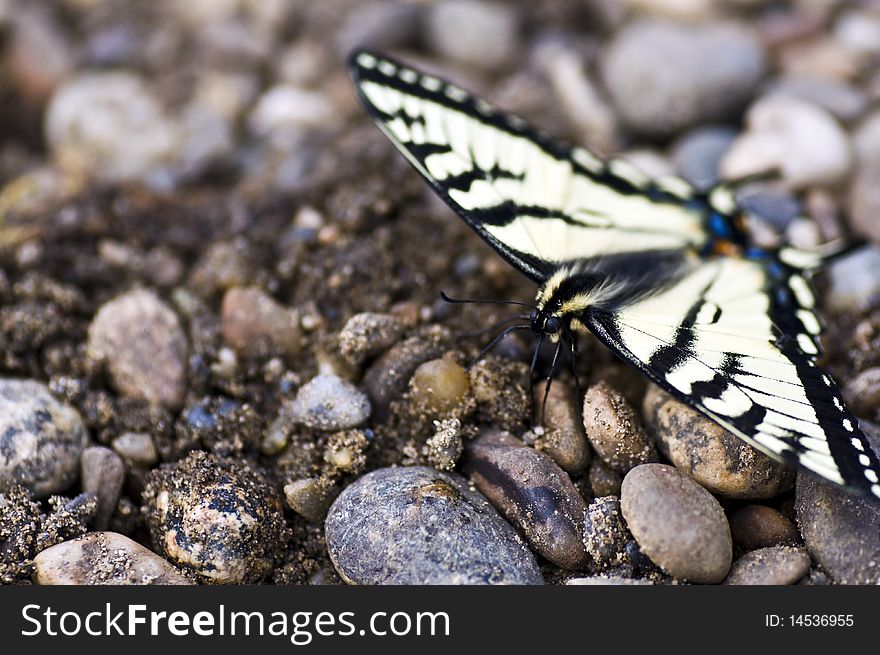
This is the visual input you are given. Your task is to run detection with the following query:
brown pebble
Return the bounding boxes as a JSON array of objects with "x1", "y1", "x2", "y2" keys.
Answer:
[
  {"x1": 221, "y1": 286, "x2": 301, "y2": 359},
  {"x1": 469, "y1": 357, "x2": 530, "y2": 433},
  {"x1": 339, "y1": 312, "x2": 404, "y2": 365},
  {"x1": 583, "y1": 381, "x2": 657, "y2": 472},
  {"x1": 80, "y1": 446, "x2": 124, "y2": 531},
  {"x1": 284, "y1": 477, "x2": 339, "y2": 523},
  {"x1": 643, "y1": 385, "x2": 795, "y2": 499},
  {"x1": 729, "y1": 504, "x2": 800, "y2": 551},
  {"x1": 410, "y1": 358, "x2": 472, "y2": 414},
  {"x1": 723, "y1": 546, "x2": 811, "y2": 585},
  {"x1": 842, "y1": 367, "x2": 880, "y2": 417},
  {"x1": 533, "y1": 380, "x2": 591, "y2": 474},
  {"x1": 588, "y1": 458, "x2": 623, "y2": 497}
]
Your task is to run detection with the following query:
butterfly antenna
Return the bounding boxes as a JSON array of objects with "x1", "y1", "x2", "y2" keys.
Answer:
[
  {"x1": 472, "y1": 324, "x2": 531, "y2": 365},
  {"x1": 440, "y1": 290, "x2": 534, "y2": 308},
  {"x1": 539, "y1": 339, "x2": 563, "y2": 425},
  {"x1": 568, "y1": 332, "x2": 582, "y2": 404},
  {"x1": 454, "y1": 314, "x2": 531, "y2": 339}
]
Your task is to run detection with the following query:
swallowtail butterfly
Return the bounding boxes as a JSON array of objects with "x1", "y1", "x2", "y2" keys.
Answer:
[{"x1": 349, "y1": 49, "x2": 880, "y2": 499}]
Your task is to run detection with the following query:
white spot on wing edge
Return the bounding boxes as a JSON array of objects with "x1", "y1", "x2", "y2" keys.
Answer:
[
  {"x1": 356, "y1": 52, "x2": 378, "y2": 69},
  {"x1": 377, "y1": 60, "x2": 397, "y2": 76},
  {"x1": 789, "y1": 275, "x2": 815, "y2": 308},
  {"x1": 796, "y1": 309, "x2": 821, "y2": 335},
  {"x1": 571, "y1": 147, "x2": 602, "y2": 173},
  {"x1": 445, "y1": 85, "x2": 468, "y2": 102},
  {"x1": 421, "y1": 75, "x2": 442, "y2": 92},
  {"x1": 709, "y1": 186, "x2": 737, "y2": 215},
  {"x1": 608, "y1": 159, "x2": 649, "y2": 188},
  {"x1": 655, "y1": 175, "x2": 694, "y2": 200},
  {"x1": 867, "y1": 469, "x2": 879, "y2": 483},
  {"x1": 851, "y1": 437, "x2": 864, "y2": 451},
  {"x1": 399, "y1": 68, "x2": 418, "y2": 84},
  {"x1": 843, "y1": 418, "x2": 854, "y2": 432},
  {"x1": 797, "y1": 333, "x2": 818, "y2": 355}
]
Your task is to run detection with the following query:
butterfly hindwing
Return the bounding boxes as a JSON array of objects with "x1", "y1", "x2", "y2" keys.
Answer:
[
  {"x1": 349, "y1": 49, "x2": 708, "y2": 282},
  {"x1": 587, "y1": 258, "x2": 880, "y2": 498}
]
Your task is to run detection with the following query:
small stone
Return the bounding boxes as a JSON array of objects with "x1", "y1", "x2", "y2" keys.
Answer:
[
  {"x1": 796, "y1": 471, "x2": 880, "y2": 584},
  {"x1": 721, "y1": 96, "x2": 853, "y2": 189},
  {"x1": 601, "y1": 20, "x2": 766, "y2": 136},
  {"x1": 112, "y1": 432, "x2": 158, "y2": 467},
  {"x1": 0, "y1": 378, "x2": 88, "y2": 497},
  {"x1": 325, "y1": 466, "x2": 543, "y2": 585},
  {"x1": 87, "y1": 289, "x2": 188, "y2": 411},
  {"x1": 323, "y1": 429, "x2": 370, "y2": 477},
  {"x1": 188, "y1": 238, "x2": 255, "y2": 299},
  {"x1": 335, "y1": 1, "x2": 422, "y2": 55},
  {"x1": 825, "y1": 245, "x2": 880, "y2": 313},
  {"x1": 588, "y1": 458, "x2": 623, "y2": 497},
  {"x1": 729, "y1": 505, "x2": 800, "y2": 551},
  {"x1": 143, "y1": 452, "x2": 288, "y2": 584},
  {"x1": 221, "y1": 287, "x2": 301, "y2": 359},
  {"x1": 643, "y1": 385, "x2": 795, "y2": 499},
  {"x1": 848, "y1": 161, "x2": 880, "y2": 247},
  {"x1": 469, "y1": 357, "x2": 531, "y2": 433},
  {"x1": 45, "y1": 72, "x2": 178, "y2": 182},
  {"x1": 287, "y1": 374, "x2": 371, "y2": 431},
  {"x1": 723, "y1": 546, "x2": 812, "y2": 585},
  {"x1": 339, "y1": 312, "x2": 404, "y2": 366},
  {"x1": 842, "y1": 367, "x2": 880, "y2": 417},
  {"x1": 284, "y1": 477, "x2": 339, "y2": 523},
  {"x1": 80, "y1": 446, "x2": 124, "y2": 531},
  {"x1": 465, "y1": 431, "x2": 590, "y2": 570},
  {"x1": 249, "y1": 84, "x2": 340, "y2": 145},
  {"x1": 583, "y1": 496, "x2": 630, "y2": 570},
  {"x1": 409, "y1": 358, "x2": 472, "y2": 415},
  {"x1": 534, "y1": 380, "x2": 591, "y2": 474},
  {"x1": 583, "y1": 381, "x2": 657, "y2": 473},
  {"x1": 622, "y1": 464, "x2": 732, "y2": 583},
  {"x1": 5, "y1": 7, "x2": 74, "y2": 105},
  {"x1": 426, "y1": 1, "x2": 520, "y2": 72},
  {"x1": 425, "y1": 418, "x2": 463, "y2": 471},
  {"x1": 34, "y1": 532, "x2": 192, "y2": 585},
  {"x1": 671, "y1": 126, "x2": 738, "y2": 190},
  {"x1": 853, "y1": 111, "x2": 880, "y2": 166},
  {"x1": 768, "y1": 76, "x2": 868, "y2": 123}
]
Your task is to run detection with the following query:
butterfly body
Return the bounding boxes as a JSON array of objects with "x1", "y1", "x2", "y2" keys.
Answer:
[{"x1": 349, "y1": 49, "x2": 880, "y2": 499}]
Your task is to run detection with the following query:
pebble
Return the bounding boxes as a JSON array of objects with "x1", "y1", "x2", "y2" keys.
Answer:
[
  {"x1": 583, "y1": 496, "x2": 630, "y2": 570},
  {"x1": 853, "y1": 111, "x2": 880, "y2": 166},
  {"x1": 221, "y1": 286, "x2": 301, "y2": 359},
  {"x1": 408, "y1": 358, "x2": 472, "y2": 415},
  {"x1": 796, "y1": 471, "x2": 880, "y2": 584},
  {"x1": 621, "y1": 464, "x2": 732, "y2": 583},
  {"x1": 721, "y1": 95, "x2": 853, "y2": 189},
  {"x1": 588, "y1": 458, "x2": 623, "y2": 497},
  {"x1": 248, "y1": 84, "x2": 340, "y2": 145},
  {"x1": 533, "y1": 380, "x2": 591, "y2": 475},
  {"x1": 736, "y1": 188, "x2": 801, "y2": 233},
  {"x1": 338, "y1": 312, "x2": 404, "y2": 366},
  {"x1": 87, "y1": 289, "x2": 188, "y2": 411},
  {"x1": 469, "y1": 357, "x2": 531, "y2": 433},
  {"x1": 729, "y1": 505, "x2": 800, "y2": 551},
  {"x1": 0, "y1": 378, "x2": 88, "y2": 497},
  {"x1": 768, "y1": 76, "x2": 868, "y2": 123},
  {"x1": 323, "y1": 429, "x2": 370, "y2": 477},
  {"x1": 287, "y1": 374, "x2": 371, "y2": 431},
  {"x1": 112, "y1": 431, "x2": 159, "y2": 467},
  {"x1": 824, "y1": 245, "x2": 880, "y2": 313},
  {"x1": 842, "y1": 367, "x2": 880, "y2": 417},
  {"x1": 325, "y1": 466, "x2": 544, "y2": 585},
  {"x1": 34, "y1": 531, "x2": 192, "y2": 585},
  {"x1": 464, "y1": 431, "x2": 590, "y2": 570},
  {"x1": 45, "y1": 72, "x2": 178, "y2": 183},
  {"x1": 5, "y1": 6, "x2": 74, "y2": 105},
  {"x1": 723, "y1": 546, "x2": 812, "y2": 585},
  {"x1": 600, "y1": 20, "x2": 765, "y2": 136},
  {"x1": 284, "y1": 477, "x2": 339, "y2": 523},
  {"x1": 425, "y1": 418, "x2": 463, "y2": 471},
  {"x1": 425, "y1": 1, "x2": 520, "y2": 72},
  {"x1": 80, "y1": 446, "x2": 124, "y2": 531},
  {"x1": 363, "y1": 328, "x2": 449, "y2": 419},
  {"x1": 188, "y1": 238, "x2": 255, "y2": 299},
  {"x1": 671, "y1": 126, "x2": 738, "y2": 190},
  {"x1": 143, "y1": 451, "x2": 288, "y2": 584},
  {"x1": 848, "y1": 161, "x2": 880, "y2": 246},
  {"x1": 643, "y1": 385, "x2": 795, "y2": 499},
  {"x1": 335, "y1": 0, "x2": 422, "y2": 55},
  {"x1": 583, "y1": 381, "x2": 657, "y2": 473}
]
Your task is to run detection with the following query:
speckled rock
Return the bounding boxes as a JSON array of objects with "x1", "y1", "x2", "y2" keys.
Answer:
[
  {"x1": 143, "y1": 452, "x2": 288, "y2": 584},
  {"x1": 583, "y1": 496, "x2": 630, "y2": 570},
  {"x1": 221, "y1": 286, "x2": 301, "y2": 359},
  {"x1": 842, "y1": 367, "x2": 880, "y2": 417},
  {"x1": 284, "y1": 477, "x2": 339, "y2": 523},
  {"x1": 80, "y1": 446, "x2": 124, "y2": 531},
  {"x1": 723, "y1": 546, "x2": 811, "y2": 585},
  {"x1": 588, "y1": 458, "x2": 623, "y2": 497},
  {"x1": 323, "y1": 429, "x2": 370, "y2": 477},
  {"x1": 0, "y1": 378, "x2": 88, "y2": 497},
  {"x1": 469, "y1": 357, "x2": 530, "y2": 433},
  {"x1": 796, "y1": 472, "x2": 880, "y2": 584},
  {"x1": 583, "y1": 381, "x2": 657, "y2": 473},
  {"x1": 533, "y1": 380, "x2": 590, "y2": 474},
  {"x1": 287, "y1": 374, "x2": 371, "y2": 431},
  {"x1": 425, "y1": 418, "x2": 463, "y2": 471},
  {"x1": 111, "y1": 432, "x2": 158, "y2": 467},
  {"x1": 425, "y1": 1, "x2": 519, "y2": 72},
  {"x1": 721, "y1": 95, "x2": 853, "y2": 189},
  {"x1": 825, "y1": 246, "x2": 880, "y2": 313},
  {"x1": 600, "y1": 20, "x2": 765, "y2": 136},
  {"x1": 644, "y1": 385, "x2": 795, "y2": 499},
  {"x1": 339, "y1": 312, "x2": 404, "y2": 366},
  {"x1": 729, "y1": 505, "x2": 800, "y2": 551},
  {"x1": 621, "y1": 464, "x2": 732, "y2": 583},
  {"x1": 325, "y1": 466, "x2": 543, "y2": 585},
  {"x1": 465, "y1": 431, "x2": 590, "y2": 570},
  {"x1": 87, "y1": 289, "x2": 188, "y2": 411},
  {"x1": 34, "y1": 531, "x2": 192, "y2": 585}
]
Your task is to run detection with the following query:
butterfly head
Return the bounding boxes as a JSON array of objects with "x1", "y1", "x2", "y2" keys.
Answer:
[{"x1": 529, "y1": 307, "x2": 565, "y2": 342}]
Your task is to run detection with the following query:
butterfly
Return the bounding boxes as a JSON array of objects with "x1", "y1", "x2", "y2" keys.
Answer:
[{"x1": 348, "y1": 48, "x2": 880, "y2": 500}]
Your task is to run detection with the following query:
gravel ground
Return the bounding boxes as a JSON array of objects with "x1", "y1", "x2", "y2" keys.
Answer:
[{"x1": 1, "y1": 0, "x2": 879, "y2": 586}]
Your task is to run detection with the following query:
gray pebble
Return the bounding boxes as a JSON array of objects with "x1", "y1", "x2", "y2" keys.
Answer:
[
  {"x1": 426, "y1": 1, "x2": 520, "y2": 72},
  {"x1": 796, "y1": 471, "x2": 880, "y2": 585},
  {"x1": 601, "y1": 20, "x2": 765, "y2": 136},
  {"x1": 583, "y1": 496, "x2": 630, "y2": 570},
  {"x1": 80, "y1": 446, "x2": 124, "y2": 531},
  {"x1": 848, "y1": 161, "x2": 880, "y2": 247},
  {"x1": 723, "y1": 546, "x2": 811, "y2": 585},
  {"x1": 465, "y1": 431, "x2": 590, "y2": 570},
  {"x1": 339, "y1": 312, "x2": 404, "y2": 366},
  {"x1": 644, "y1": 385, "x2": 794, "y2": 499},
  {"x1": 583, "y1": 381, "x2": 657, "y2": 473},
  {"x1": 112, "y1": 431, "x2": 158, "y2": 467},
  {"x1": 143, "y1": 451, "x2": 288, "y2": 584},
  {"x1": 336, "y1": 1, "x2": 422, "y2": 56},
  {"x1": 853, "y1": 111, "x2": 880, "y2": 166},
  {"x1": 825, "y1": 245, "x2": 880, "y2": 313},
  {"x1": 0, "y1": 378, "x2": 88, "y2": 497},
  {"x1": 87, "y1": 289, "x2": 188, "y2": 411},
  {"x1": 325, "y1": 466, "x2": 543, "y2": 585},
  {"x1": 221, "y1": 286, "x2": 301, "y2": 359},
  {"x1": 622, "y1": 464, "x2": 732, "y2": 583},
  {"x1": 671, "y1": 126, "x2": 738, "y2": 190},
  {"x1": 588, "y1": 458, "x2": 622, "y2": 497},
  {"x1": 768, "y1": 76, "x2": 868, "y2": 123},
  {"x1": 288, "y1": 374, "x2": 371, "y2": 431}
]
